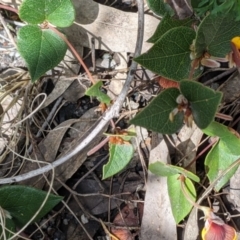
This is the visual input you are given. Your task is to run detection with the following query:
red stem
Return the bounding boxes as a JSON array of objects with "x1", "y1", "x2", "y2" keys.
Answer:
[
  {"x1": 0, "y1": 4, "x2": 18, "y2": 14},
  {"x1": 185, "y1": 138, "x2": 218, "y2": 170},
  {"x1": 48, "y1": 25, "x2": 95, "y2": 84}
]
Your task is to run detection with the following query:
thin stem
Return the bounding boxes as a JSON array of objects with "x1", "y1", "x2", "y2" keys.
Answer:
[
  {"x1": 48, "y1": 25, "x2": 96, "y2": 85},
  {"x1": 179, "y1": 175, "x2": 201, "y2": 209},
  {"x1": 0, "y1": 4, "x2": 18, "y2": 14}
]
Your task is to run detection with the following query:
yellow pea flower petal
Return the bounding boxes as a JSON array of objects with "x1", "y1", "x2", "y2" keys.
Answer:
[{"x1": 231, "y1": 37, "x2": 240, "y2": 49}]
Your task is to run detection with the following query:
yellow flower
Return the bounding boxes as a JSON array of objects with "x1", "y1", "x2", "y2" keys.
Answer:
[
  {"x1": 201, "y1": 207, "x2": 237, "y2": 240},
  {"x1": 231, "y1": 37, "x2": 240, "y2": 50}
]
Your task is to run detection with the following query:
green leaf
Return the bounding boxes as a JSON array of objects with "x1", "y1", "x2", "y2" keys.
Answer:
[
  {"x1": 149, "y1": 162, "x2": 200, "y2": 182},
  {"x1": 203, "y1": 121, "x2": 240, "y2": 155},
  {"x1": 195, "y1": 12, "x2": 240, "y2": 58},
  {"x1": 0, "y1": 218, "x2": 16, "y2": 239},
  {"x1": 204, "y1": 140, "x2": 239, "y2": 192},
  {"x1": 103, "y1": 143, "x2": 134, "y2": 179},
  {"x1": 17, "y1": 25, "x2": 67, "y2": 82},
  {"x1": 168, "y1": 174, "x2": 196, "y2": 223},
  {"x1": 148, "y1": 14, "x2": 194, "y2": 43},
  {"x1": 19, "y1": 0, "x2": 75, "y2": 27},
  {"x1": 85, "y1": 81, "x2": 111, "y2": 104},
  {"x1": 146, "y1": 0, "x2": 168, "y2": 17},
  {"x1": 130, "y1": 88, "x2": 184, "y2": 134},
  {"x1": 0, "y1": 185, "x2": 62, "y2": 227},
  {"x1": 134, "y1": 27, "x2": 195, "y2": 81},
  {"x1": 203, "y1": 121, "x2": 240, "y2": 191},
  {"x1": 180, "y1": 81, "x2": 222, "y2": 129}
]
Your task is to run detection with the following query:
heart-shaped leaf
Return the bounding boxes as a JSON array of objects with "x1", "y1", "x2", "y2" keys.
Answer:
[
  {"x1": 204, "y1": 140, "x2": 239, "y2": 192},
  {"x1": 85, "y1": 81, "x2": 111, "y2": 104},
  {"x1": 17, "y1": 25, "x2": 67, "y2": 82},
  {"x1": 195, "y1": 12, "x2": 240, "y2": 58},
  {"x1": 103, "y1": 143, "x2": 134, "y2": 179},
  {"x1": 134, "y1": 27, "x2": 195, "y2": 81},
  {"x1": 19, "y1": 0, "x2": 75, "y2": 27},
  {"x1": 146, "y1": 0, "x2": 168, "y2": 17},
  {"x1": 149, "y1": 161, "x2": 200, "y2": 182},
  {"x1": 203, "y1": 121, "x2": 240, "y2": 155},
  {"x1": 0, "y1": 185, "x2": 62, "y2": 227},
  {"x1": 168, "y1": 174, "x2": 196, "y2": 223},
  {"x1": 180, "y1": 81, "x2": 222, "y2": 129},
  {"x1": 130, "y1": 88, "x2": 184, "y2": 134},
  {"x1": 148, "y1": 13, "x2": 194, "y2": 43},
  {"x1": 203, "y1": 121, "x2": 240, "y2": 191}
]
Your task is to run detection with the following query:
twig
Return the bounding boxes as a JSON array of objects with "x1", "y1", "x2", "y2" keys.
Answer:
[
  {"x1": 0, "y1": 0, "x2": 144, "y2": 184},
  {"x1": 27, "y1": 96, "x2": 64, "y2": 154},
  {"x1": 0, "y1": 13, "x2": 17, "y2": 48},
  {"x1": 203, "y1": 67, "x2": 237, "y2": 86}
]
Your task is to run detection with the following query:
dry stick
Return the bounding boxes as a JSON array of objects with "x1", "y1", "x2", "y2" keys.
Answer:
[
  {"x1": 203, "y1": 67, "x2": 237, "y2": 86},
  {"x1": 27, "y1": 96, "x2": 64, "y2": 154},
  {"x1": 0, "y1": 0, "x2": 144, "y2": 184},
  {"x1": 0, "y1": 13, "x2": 17, "y2": 48}
]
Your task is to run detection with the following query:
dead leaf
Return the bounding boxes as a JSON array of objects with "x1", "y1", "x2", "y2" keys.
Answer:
[
  {"x1": 230, "y1": 167, "x2": 240, "y2": 209},
  {"x1": 19, "y1": 118, "x2": 80, "y2": 188},
  {"x1": 107, "y1": 53, "x2": 127, "y2": 100},
  {"x1": 140, "y1": 133, "x2": 177, "y2": 239},
  {"x1": 74, "y1": 178, "x2": 142, "y2": 215},
  {"x1": 63, "y1": 0, "x2": 159, "y2": 53},
  {"x1": 175, "y1": 122, "x2": 203, "y2": 173},
  {"x1": 218, "y1": 69, "x2": 240, "y2": 103},
  {"x1": 165, "y1": 0, "x2": 193, "y2": 20},
  {"x1": 19, "y1": 107, "x2": 104, "y2": 190},
  {"x1": 41, "y1": 78, "x2": 88, "y2": 109},
  {"x1": 51, "y1": 107, "x2": 107, "y2": 190},
  {"x1": 62, "y1": 78, "x2": 89, "y2": 102},
  {"x1": 183, "y1": 208, "x2": 200, "y2": 240},
  {"x1": 111, "y1": 203, "x2": 143, "y2": 240}
]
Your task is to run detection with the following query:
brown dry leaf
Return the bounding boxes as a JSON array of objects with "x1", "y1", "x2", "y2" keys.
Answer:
[
  {"x1": 230, "y1": 167, "x2": 240, "y2": 209},
  {"x1": 19, "y1": 118, "x2": 80, "y2": 188},
  {"x1": 63, "y1": 0, "x2": 159, "y2": 53},
  {"x1": 41, "y1": 79, "x2": 88, "y2": 109},
  {"x1": 19, "y1": 107, "x2": 104, "y2": 190},
  {"x1": 111, "y1": 203, "x2": 143, "y2": 240},
  {"x1": 175, "y1": 122, "x2": 203, "y2": 173},
  {"x1": 0, "y1": 0, "x2": 21, "y2": 8},
  {"x1": 107, "y1": 53, "x2": 127, "y2": 100},
  {"x1": 51, "y1": 107, "x2": 107, "y2": 190},
  {"x1": 183, "y1": 208, "x2": 200, "y2": 240},
  {"x1": 62, "y1": 78, "x2": 89, "y2": 102},
  {"x1": 218, "y1": 69, "x2": 240, "y2": 103},
  {"x1": 140, "y1": 133, "x2": 177, "y2": 239}
]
